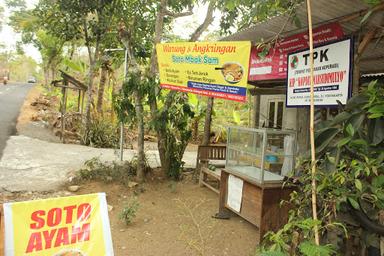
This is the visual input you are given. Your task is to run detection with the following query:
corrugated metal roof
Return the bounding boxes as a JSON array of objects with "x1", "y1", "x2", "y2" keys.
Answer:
[{"x1": 222, "y1": 0, "x2": 384, "y2": 74}]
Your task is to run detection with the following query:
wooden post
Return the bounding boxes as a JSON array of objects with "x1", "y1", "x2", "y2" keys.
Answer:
[
  {"x1": 306, "y1": 0, "x2": 320, "y2": 245},
  {"x1": 253, "y1": 95, "x2": 261, "y2": 128},
  {"x1": 81, "y1": 90, "x2": 85, "y2": 115},
  {"x1": 61, "y1": 85, "x2": 68, "y2": 144},
  {"x1": 202, "y1": 97, "x2": 214, "y2": 146},
  {"x1": 380, "y1": 210, "x2": 384, "y2": 256},
  {"x1": 77, "y1": 90, "x2": 81, "y2": 113},
  {"x1": 296, "y1": 108, "x2": 310, "y2": 154},
  {"x1": 1, "y1": 204, "x2": 4, "y2": 253}
]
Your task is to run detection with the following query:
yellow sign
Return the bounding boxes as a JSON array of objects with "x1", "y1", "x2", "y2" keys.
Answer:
[
  {"x1": 156, "y1": 41, "x2": 251, "y2": 102},
  {"x1": 3, "y1": 193, "x2": 114, "y2": 256}
]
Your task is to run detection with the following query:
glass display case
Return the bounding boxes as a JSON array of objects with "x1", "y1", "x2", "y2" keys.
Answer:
[{"x1": 226, "y1": 126, "x2": 297, "y2": 184}]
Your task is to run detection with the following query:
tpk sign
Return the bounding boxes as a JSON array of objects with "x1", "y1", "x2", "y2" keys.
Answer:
[{"x1": 286, "y1": 38, "x2": 353, "y2": 107}]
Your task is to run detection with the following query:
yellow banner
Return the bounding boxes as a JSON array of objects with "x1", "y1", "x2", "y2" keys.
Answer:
[
  {"x1": 3, "y1": 193, "x2": 113, "y2": 256},
  {"x1": 156, "y1": 41, "x2": 251, "y2": 102}
]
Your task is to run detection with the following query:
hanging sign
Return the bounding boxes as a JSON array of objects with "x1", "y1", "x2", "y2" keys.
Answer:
[
  {"x1": 286, "y1": 38, "x2": 353, "y2": 107},
  {"x1": 249, "y1": 22, "x2": 344, "y2": 81},
  {"x1": 3, "y1": 193, "x2": 114, "y2": 256},
  {"x1": 156, "y1": 41, "x2": 252, "y2": 102}
]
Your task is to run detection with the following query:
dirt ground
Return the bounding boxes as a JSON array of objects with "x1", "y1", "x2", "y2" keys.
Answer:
[
  {"x1": 1, "y1": 174, "x2": 260, "y2": 256},
  {"x1": 2, "y1": 85, "x2": 261, "y2": 255}
]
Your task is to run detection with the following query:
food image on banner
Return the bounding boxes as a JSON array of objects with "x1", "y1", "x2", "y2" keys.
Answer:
[
  {"x1": 249, "y1": 22, "x2": 344, "y2": 81},
  {"x1": 156, "y1": 41, "x2": 251, "y2": 102},
  {"x1": 3, "y1": 193, "x2": 114, "y2": 256},
  {"x1": 286, "y1": 38, "x2": 352, "y2": 107}
]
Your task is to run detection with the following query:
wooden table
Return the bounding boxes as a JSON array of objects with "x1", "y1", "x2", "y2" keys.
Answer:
[{"x1": 217, "y1": 169, "x2": 293, "y2": 242}]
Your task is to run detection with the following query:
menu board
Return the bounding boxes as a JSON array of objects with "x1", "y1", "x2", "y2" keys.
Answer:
[{"x1": 156, "y1": 41, "x2": 251, "y2": 102}]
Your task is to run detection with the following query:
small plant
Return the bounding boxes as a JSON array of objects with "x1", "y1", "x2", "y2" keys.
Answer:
[{"x1": 119, "y1": 198, "x2": 140, "y2": 225}]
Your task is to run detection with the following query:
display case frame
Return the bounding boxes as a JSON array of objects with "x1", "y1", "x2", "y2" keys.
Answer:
[{"x1": 226, "y1": 126, "x2": 297, "y2": 184}]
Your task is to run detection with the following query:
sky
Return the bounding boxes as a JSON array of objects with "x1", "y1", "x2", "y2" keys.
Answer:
[
  {"x1": 0, "y1": 0, "x2": 222, "y2": 63},
  {"x1": 0, "y1": 0, "x2": 40, "y2": 61}
]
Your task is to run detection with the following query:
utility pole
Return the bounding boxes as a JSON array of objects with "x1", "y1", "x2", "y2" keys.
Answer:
[{"x1": 104, "y1": 48, "x2": 127, "y2": 161}]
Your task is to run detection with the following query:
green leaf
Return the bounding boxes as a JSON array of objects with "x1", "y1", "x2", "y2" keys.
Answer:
[
  {"x1": 232, "y1": 110, "x2": 241, "y2": 125},
  {"x1": 299, "y1": 241, "x2": 335, "y2": 256},
  {"x1": 293, "y1": 15, "x2": 301, "y2": 28},
  {"x1": 260, "y1": 251, "x2": 287, "y2": 256},
  {"x1": 315, "y1": 127, "x2": 340, "y2": 153},
  {"x1": 361, "y1": 10, "x2": 373, "y2": 24},
  {"x1": 337, "y1": 137, "x2": 351, "y2": 147},
  {"x1": 355, "y1": 179, "x2": 363, "y2": 192},
  {"x1": 346, "y1": 124, "x2": 355, "y2": 137},
  {"x1": 349, "y1": 139, "x2": 368, "y2": 147},
  {"x1": 188, "y1": 94, "x2": 198, "y2": 107},
  {"x1": 368, "y1": 104, "x2": 384, "y2": 114},
  {"x1": 330, "y1": 111, "x2": 351, "y2": 126},
  {"x1": 348, "y1": 197, "x2": 360, "y2": 210},
  {"x1": 372, "y1": 175, "x2": 384, "y2": 188}
]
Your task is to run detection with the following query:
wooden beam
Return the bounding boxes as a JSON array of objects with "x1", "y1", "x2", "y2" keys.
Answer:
[
  {"x1": 253, "y1": 2, "x2": 384, "y2": 46},
  {"x1": 353, "y1": 28, "x2": 378, "y2": 95},
  {"x1": 357, "y1": 28, "x2": 378, "y2": 59},
  {"x1": 249, "y1": 87, "x2": 286, "y2": 95}
]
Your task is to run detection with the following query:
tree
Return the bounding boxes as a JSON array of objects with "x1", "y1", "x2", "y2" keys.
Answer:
[
  {"x1": 8, "y1": 2, "x2": 65, "y2": 84},
  {"x1": 147, "y1": 0, "x2": 217, "y2": 178},
  {"x1": 34, "y1": 0, "x2": 123, "y2": 143}
]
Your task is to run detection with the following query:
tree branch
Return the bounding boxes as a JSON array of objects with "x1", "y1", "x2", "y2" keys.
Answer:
[
  {"x1": 164, "y1": 7, "x2": 193, "y2": 18},
  {"x1": 189, "y1": 0, "x2": 215, "y2": 42}
]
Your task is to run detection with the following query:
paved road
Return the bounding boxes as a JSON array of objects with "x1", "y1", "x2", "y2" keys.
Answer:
[{"x1": 0, "y1": 82, "x2": 33, "y2": 158}]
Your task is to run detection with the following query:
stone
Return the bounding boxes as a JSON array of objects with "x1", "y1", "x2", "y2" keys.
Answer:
[
  {"x1": 67, "y1": 185, "x2": 80, "y2": 192},
  {"x1": 128, "y1": 181, "x2": 139, "y2": 188},
  {"x1": 108, "y1": 205, "x2": 113, "y2": 212}
]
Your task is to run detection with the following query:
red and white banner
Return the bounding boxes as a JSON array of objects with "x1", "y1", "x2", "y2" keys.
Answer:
[{"x1": 248, "y1": 22, "x2": 344, "y2": 81}]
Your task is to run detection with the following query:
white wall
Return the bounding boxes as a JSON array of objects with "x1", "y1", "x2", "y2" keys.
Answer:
[{"x1": 259, "y1": 94, "x2": 297, "y2": 130}]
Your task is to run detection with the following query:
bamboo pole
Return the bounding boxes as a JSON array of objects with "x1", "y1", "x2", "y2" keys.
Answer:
[{"x1": 306, "y1": 0, "x2": 320, "y2": 245}]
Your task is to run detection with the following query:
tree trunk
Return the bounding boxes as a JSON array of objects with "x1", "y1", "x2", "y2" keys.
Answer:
[
  {"x1": 202, "y1": 97, "x2": 214, "y2": 146},
  {"x1": 192, "y1": 118, "x2": 199, "y2": 142},
  {"x1": 83, "y1": 19, "x2": 100, "y2": 144},
  {"x1": 120, "y1": 27, "x2": 146, "y2": 181},
  {"x1": 134, "y1": 89, "x2": 145, "y2": 182},
  {"x1": 84, "y1": 59, "x2": 96, "y2": 143},
  {"x1": 97, "y1": 62, "x2": 108, "y2": 115}
]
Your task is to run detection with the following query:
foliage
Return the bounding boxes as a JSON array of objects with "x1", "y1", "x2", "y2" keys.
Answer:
[
  {"x1": 261, "y1": 81, "x2": 384, "y2": 254},
  {"x1": 76, "y1": 156, "x2": 151, "y2": 187},
  {"x1": 216, "y1": 0, "x2": 303, "y2": 35},
  {"x1": 119, "y1": 198, "x2": 140, "y2": 225},
  {"x1": 113, "y1": 72, "x2": 152, "y2": 125},
  {"x1": 81, "y1": 118, "x2": 120, "y2": 148},
  {"x1": 151, "y1": 90, "x2": 195, "y2": 180}
]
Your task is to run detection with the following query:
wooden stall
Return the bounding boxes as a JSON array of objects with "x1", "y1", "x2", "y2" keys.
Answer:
[
  {"x1": 217, "y1": 170, "x2": 293, "y2": 240},
  {"x1": 213, "y1": 126, "x2": 296, "y2": 241}
]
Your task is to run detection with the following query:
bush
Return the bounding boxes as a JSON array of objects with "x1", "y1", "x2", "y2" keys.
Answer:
[
  {"x1": 75, "y1": 156, "x2": 151, "y2": 186},
  {"x1": 82, "y1": 118, "x2": 119, "y2": 148}
]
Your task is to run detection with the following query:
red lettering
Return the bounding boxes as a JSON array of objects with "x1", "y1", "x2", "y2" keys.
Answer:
[
  {"x1": 42, "y1": 229, "x2": 56, "y2": 249},
  {"x1": 55, "y1": 227, "x2": 69, "y2": 247},
  {"x1": 77, "y1": 203, "x2": 91, "y2": 222},
  {"x1": 47, "y1": 208, "x2": 62, "y2": 227},
  {"x1": 30, "y1": 210, "x2": 45, "y2": 229},
  {"x1": 25, "y1": 232, "x2": 43, "y2": 253},
  {"x1": 71, "y1": 223, "x2": 91, "y2": 244},
  {"x1": 63, "y1": 205, "x2": 76, "y2": 224}
]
